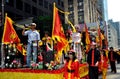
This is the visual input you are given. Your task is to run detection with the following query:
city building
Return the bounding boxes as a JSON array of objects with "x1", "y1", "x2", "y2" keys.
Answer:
[
  {"x1": 0, "y1": 0, "x2": 64, "y2": 21},
  {"x1": 0, "y1": 0, "x2": 65, "y2": 42},
  {"x1": 64, "y1": 0, "x2": 103, "y2": 25},
  {"x1": 114, "y1": 22, "x2": 120, "y2": 48},
  {"x1": 107, "y1": 20, "x2": 118, "y2": 49},
  {"x1": 108, "y1": 20, "x2": 120, "y2": 48},
  {"x1": 103, "y1": 0, "x2": 108, "y2": 22}
]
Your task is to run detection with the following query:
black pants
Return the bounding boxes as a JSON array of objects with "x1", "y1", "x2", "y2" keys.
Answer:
[
  {"x1": 89, "y1": 66, "x2": 99, "y2": 79},
  {"x1": 110, "y1": 61, "x2": 117, "y2": 73}
]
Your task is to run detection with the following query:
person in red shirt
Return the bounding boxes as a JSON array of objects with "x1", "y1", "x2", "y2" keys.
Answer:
[
  {"x1": 108, "y1": 47, "x2": 117, "y2": 73},
  {"x1": 63, "y1": 49, "x2": 80, "y2": 79}
]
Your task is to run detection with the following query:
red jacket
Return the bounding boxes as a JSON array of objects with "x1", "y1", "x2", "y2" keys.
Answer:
[{"x1": 63, "y1": 59, "x2": 80, "y2": 79}]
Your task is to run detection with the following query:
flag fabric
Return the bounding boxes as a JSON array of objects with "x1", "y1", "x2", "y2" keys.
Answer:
[
  {"x1": 46, "y1": 43, "x2": 53, "y2": 52},
  {"x1": 84, "y1": 23, "x2": 91, "y2": 53},
  {"x1": 97, "y1": 25, "x2": 102, "y2": 48},
  {"x1": 52, "y1": 3, "x2": 68, "y2": 62},
  {"x1": 2, "y1": 14, "x2": 26, "y2": 55},
  {"x1": 2, "y1": 14, "x2": 20, "y2": 43},
  {"x1": 16, "y1": 43, "x2": 26, "y2": 55}
]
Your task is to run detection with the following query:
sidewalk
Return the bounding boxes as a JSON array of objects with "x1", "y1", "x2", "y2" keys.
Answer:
[{"x1": 99, "y1": 63, "x2": 120, "y2": 79}]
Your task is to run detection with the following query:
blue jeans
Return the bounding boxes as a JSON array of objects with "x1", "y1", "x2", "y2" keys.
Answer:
[{"x1": 26, "y1": 43, "x2": 37, "y2": 67}]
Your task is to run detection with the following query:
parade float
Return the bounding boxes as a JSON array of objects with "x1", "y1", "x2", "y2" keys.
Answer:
[{"x1": 0, "y1": 3, "x2": 108, "y2": 79}]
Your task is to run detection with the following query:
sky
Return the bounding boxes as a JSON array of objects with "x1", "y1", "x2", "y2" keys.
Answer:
[{"x1": 108, "y1": 0, "x2": 120, "y2": 22}]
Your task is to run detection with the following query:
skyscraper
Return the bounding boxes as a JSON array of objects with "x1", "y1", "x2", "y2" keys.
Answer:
[
  {"x1": 107, "y1": 20, "x2": 118, "y2": 49},
  {"x1": 64, "y1": 0, "x2": 103, "y2": 25}
]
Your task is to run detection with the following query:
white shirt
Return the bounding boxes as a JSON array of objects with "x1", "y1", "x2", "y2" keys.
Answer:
[{"x1": 24, "y1": 29, "x2": 40, "y2": 43}]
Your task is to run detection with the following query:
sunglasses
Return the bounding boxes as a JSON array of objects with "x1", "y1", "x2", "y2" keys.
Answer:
[{"x1": 68, "y1": 52, "x2": 73, "y2": 55}]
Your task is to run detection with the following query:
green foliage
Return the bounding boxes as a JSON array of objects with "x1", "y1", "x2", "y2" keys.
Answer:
[{"x1": 33, "y1": 16, "x2": 53, "y2": 37}]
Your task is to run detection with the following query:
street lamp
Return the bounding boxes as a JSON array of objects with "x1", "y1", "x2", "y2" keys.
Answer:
[
  {"x1": 1, "y1": 0, "x2": 5, "y2": 26},
  {"x1": 0, "y1": 0, "x2": 5, "y2": 69}
]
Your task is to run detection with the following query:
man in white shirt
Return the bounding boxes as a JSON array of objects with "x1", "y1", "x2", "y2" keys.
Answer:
[{"x1": 22, "y1": 23, "x2": 40, "y2": 67}]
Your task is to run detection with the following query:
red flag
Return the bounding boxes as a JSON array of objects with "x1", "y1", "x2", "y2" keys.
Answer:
[
  {"x1": 2, "y1": 14, "x2": 26, "y2": 55},
  {"x1": 2, "y1": 14, "x2": 20, "y2": 43},
  {"x1": 52, "y1": 3, "x2": 68, "y2": 62}
]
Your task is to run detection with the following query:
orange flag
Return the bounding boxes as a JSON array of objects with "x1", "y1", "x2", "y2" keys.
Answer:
[
  {"x1": 2, "y1": 14, "x2": 26, "y2": 55},
  {"x1": 52, "y1": 3, "x2": 68, "y2": 62},
  {"x1": 84, "y1": 23, "x2": 91, "y2": 53},
  {"x1": 97, "y1": 26, "x2": 102, "y2": 48}
]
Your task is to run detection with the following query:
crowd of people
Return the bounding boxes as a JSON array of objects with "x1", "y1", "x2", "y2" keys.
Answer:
[{"x1": 4, "y1": 22, "x2": 120, "y2": 79}]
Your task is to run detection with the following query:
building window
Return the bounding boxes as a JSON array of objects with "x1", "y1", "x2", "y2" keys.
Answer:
[
  {"x1": 39, "y1": 9, "x2": 43, "y2": 16},
  {"x1": 32, "y1": 6, "x2": 37, "y2": 15},
  {"x1": 39, "y1": 0, "x2": 43, "y2": 6},
  {"x1": 69, "y1": 4, "x2": 73, "y2": 8},
  {"x1": 70, "y1": 11, "x2": 73, "y2": 14},
  {"x1": 16, "y1": 0, "x2": 23, "y2": 10},
  {"x1": 78, "y1": 15, "x2": 84, "y2": 24},
  {"x1": 6, "y1": 0, "x2": 14, "y2": 7},
  {"x1": 78, "y1": 2, "x2": 83, "y2": 6},
  {"x1": 78, "y1": 11, "x2": 84, "y2": 16},
  {"x1": 44, "y1": 0, "x2": 48, "y2": 9},
  {"x1": 61, "y1": 1, "x2": 64, "y2": 7},
  {"x1": 108, "y1": 32, "x2": 111, "y2": 35},
  {"x1": 32, "y1": 0, "x2": 37, "y2": 3},
  {"x1": 68, "y1": 7, "x2": 74, "y2": 11},
  {"x1": 58, "y1": 0, "x2": 60, "y2": 5},
  {"x1": 25, "y1": 3, "x2": 31, "y2": 13},
  {"x1": 49, "y1": 3, "x2": 52, "y2": 10},
  {"x1": 77, "y1": 0, "x2": 83, "y2": 2},
  {"x1": 68, "y1": 13, "x2": 74, "y2": 19},
  {"x1": 108, "y1": 30, "x2": 110, "y2": 32},
  {"x1": 68, "y1": 0, "x2": 73, "y2": 5},
  {"x1": 78, "y1": 8, "x2": 84, "y2": 12},
  {"x1": 78, "y1": 3, "x2": 83, "y2": 10},
  {"x1": 108, "y1": 25, "x2": 110, "y2": 28}
]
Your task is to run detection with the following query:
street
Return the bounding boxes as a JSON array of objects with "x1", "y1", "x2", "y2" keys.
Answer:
[{"x1": 99, "y1": 63, "x2": 120, "y2": 79}]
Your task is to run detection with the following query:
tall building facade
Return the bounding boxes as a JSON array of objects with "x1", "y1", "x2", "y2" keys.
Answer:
[
  {"x1": 64, "y1": 0, "x2": 103, "y2": 25},
  {"x1": 114, "y1": 22, "x2": 120, "y2": 48},
  {"x1": 107, "y1": 20, "x2": 118, "y2": 49},
  {"x1": 108, "y1": 20, "x2": 120, "y2": 48},
  {"x1": 0, "y1": 0, "x2": 64, "y2": 21},
  {"x1": 97, "y1": 0, "x2": 108, "y2": 22}
]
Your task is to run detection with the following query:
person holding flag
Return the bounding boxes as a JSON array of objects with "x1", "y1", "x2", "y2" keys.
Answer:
[{"x1": 22, "y1": 23, "x2": 40, "y2": 67}]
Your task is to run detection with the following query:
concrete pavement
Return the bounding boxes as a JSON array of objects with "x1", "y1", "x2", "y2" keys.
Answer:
[{"x1": 99, "y1": 63, "x2": 120, "y2": 79}]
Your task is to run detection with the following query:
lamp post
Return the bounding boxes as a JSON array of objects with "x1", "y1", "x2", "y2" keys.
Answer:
[{"x1": 0, "y1": 0, "x2": 5, "y2": 69}]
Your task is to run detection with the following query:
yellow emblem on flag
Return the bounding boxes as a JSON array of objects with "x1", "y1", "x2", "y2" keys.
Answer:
[{"x1": 9, "y1": 32, "x2": 16, "y2": 40}]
